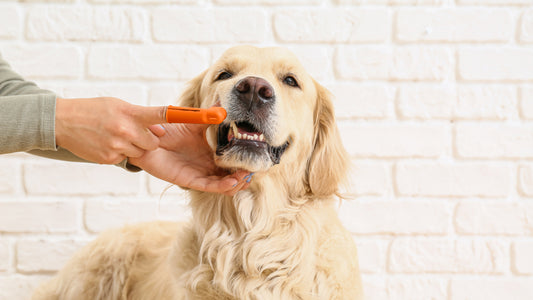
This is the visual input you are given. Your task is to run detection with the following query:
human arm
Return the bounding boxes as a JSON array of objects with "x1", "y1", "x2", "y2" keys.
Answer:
[
  {"x1": 0, "y1": 52, "x2": 164, "y2": 163},
  {"x1": 0, "y1": 53, "x2": 57, "y2": 153}
]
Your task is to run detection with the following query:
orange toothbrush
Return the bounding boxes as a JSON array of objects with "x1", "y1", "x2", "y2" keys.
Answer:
[{"x1": 165, "y1": 106, "x2": 227, "y2": 124}]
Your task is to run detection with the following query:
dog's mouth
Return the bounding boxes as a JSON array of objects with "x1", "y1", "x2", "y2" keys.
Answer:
[{"x1": 215, "y1": 120, "x2": 289, "y2": 165}]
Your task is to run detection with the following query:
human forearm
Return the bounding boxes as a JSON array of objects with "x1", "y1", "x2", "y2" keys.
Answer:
[
  {"x1": 0, "y1": 52, "x2": 60, "y2": 154},
  {"x1": 0, "y1": 93, "x2": 57, "y2": 154},
  {"x1": 0, "y1": 52, "x2": 147, "y2": 170}
]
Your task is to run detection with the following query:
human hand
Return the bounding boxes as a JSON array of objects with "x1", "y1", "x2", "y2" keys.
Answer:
[
  {"x1": 55, "y1": 97, "x2": 166, "y2": 164},
  {"x1": 128, "y1": 123, "x2": 252, "y2": 196}
]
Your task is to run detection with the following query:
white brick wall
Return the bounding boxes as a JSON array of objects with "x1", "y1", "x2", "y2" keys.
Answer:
[
  {"x1": 396, "y1": 8, "x2": 513, "y2": 43},
  {"x1": 0, "y1": 200, "x2": 80, "y2": 233},
  {"x1": 389, "y1": 238, "x2": 508, "y2": 274},
  {"x1": 451, "y1": 278, "x2": 533, "y2": 300},
  {"x1": 459, "y1": 48, "x2": 533, "y2": 81},
  {"x1": 1, "y1": 45, "x2": 83, "y2": 79},
  {"x1": 27, "y1": 6, "x2": 147, "y2": 42},
  {"x1": 336, "y1": 46, "x2": 454, "y2": 81},
  {"x1": 0, "y1": 5, "x2": 21, "y2": 39},
  {"x1": 274, "y1": 8, "x2": 390, "y2": 43},
  {"x1": 87, "y1": 45, "x2": 209, "y2": 80},
  {"x1": 0, "y1": 241, "x2": 9, "y2": 272},
  {"x1": 16, "y1": 239, "x2": 89, "y2": 273},
  {"x1": 1, "y1": 1, "x2": 533, "y2": 299},
  {"x1": 513, "y1": 241, "x2": 533, "y2": 274},
  {"x1": 396, "y1": 162, "x2": 513, "y2": 197},
  {"x1": 153, "y1": 8, "x2": 267, "y2": 43},
  {"x1": 455, "y1": 201, "x2": 533, "y2": 235}
]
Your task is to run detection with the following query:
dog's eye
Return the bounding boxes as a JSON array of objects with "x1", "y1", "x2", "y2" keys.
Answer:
[
  {"x1": 216, "y1": 71, "x2": 233, "y2": 81},
  {"x1": 283, "y1": 76, "x2": 299, "y2": 88}
]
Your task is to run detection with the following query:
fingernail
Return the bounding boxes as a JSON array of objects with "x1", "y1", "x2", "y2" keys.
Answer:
[
  {"x1": 246, "y1": 172, "x2": 254, "y2": 183},
  {"x1": 159, "y1": 124, "x2": 165, "y2": 130}
]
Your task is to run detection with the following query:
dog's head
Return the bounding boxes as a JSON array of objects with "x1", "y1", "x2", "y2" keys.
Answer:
[{"x1": 180, "y1": 46, "x2": 349, "y2": 197}]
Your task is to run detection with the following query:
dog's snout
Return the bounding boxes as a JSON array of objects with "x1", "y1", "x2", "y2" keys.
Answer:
[{"x1": 234, "y1": 76, "x2": 275, "y2": 107}]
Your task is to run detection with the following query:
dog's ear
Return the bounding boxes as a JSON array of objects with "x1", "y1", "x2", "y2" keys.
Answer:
[
  {"x1": 178, "y1": 70, "x2": 207, "y2": 108},
  {"x1": 305, "y1": 80, "x2": 350, "y2": 198}
]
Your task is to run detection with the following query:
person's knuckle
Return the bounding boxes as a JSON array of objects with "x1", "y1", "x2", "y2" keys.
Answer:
[
  {"x1": 109, "y1": 138, "x2": 125, "y2": 151},
  {"x1": 100, "y1": 152, "x2": 121, "y2": 164},
  {"x1": 115, "y1": 124, "x2": 130, "y2": 136}
]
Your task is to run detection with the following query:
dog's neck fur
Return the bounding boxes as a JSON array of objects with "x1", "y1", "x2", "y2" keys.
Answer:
[{"x1": 184, "y1": 169, "x2": 327, "y2": 299}]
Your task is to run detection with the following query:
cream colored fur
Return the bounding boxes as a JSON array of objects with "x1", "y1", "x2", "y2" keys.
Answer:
[{"x1": 32, "y1": 46, "x2": 363, "y2": 300}]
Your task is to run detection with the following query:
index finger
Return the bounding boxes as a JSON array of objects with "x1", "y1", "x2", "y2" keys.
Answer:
[
  {"x1": 166, "y1": 106, "x2": 226, "y2": 124},
  {"x1": 131, "y1": 105, "x2": 167, "y2": 125}
]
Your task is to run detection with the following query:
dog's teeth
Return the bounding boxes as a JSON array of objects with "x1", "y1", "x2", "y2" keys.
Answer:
[
  {"x1": 230, "y1": 121, "x2": 239, "y2": 139},
  {"x1": 229, "y1": 122, "x2": 266, "y2": 142}
]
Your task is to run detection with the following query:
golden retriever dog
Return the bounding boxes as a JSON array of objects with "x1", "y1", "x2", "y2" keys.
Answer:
[{"x1": 32, "y1": 46, "x2": 363, "y2": 300}]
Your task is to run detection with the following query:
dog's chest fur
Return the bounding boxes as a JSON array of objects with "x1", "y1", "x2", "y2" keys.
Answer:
[
  {"x1": 168, "y1": 188, "x2": 360, "y2": 300},
  {"x1": 32, "y1": 190, "x2": 362, "y2": 300}
]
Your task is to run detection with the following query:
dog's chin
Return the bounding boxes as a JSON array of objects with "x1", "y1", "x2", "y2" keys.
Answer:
[
  {"x1": 215, "y1": 142, "x2": 274, "y2": 172},
  {"x1": 214, "y1": 121, "x2": 289, "y2": 172}
]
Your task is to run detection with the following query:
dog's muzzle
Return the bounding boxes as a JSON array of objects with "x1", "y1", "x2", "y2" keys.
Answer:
[{"x1": 215, "y1": 76, "x2": 289, "y2": 165}]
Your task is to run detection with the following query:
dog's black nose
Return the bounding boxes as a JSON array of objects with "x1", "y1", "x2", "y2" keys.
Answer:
[{"x1": 234, "y1": 76, "x2": 275, "y2": 108}]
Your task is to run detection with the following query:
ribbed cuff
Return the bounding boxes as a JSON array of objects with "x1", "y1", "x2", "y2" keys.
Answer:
[
  {"x1": 116, "y1": 158, "x2": 142, "y2": 172},
  {"x1": 40, "y1": 93, "x2": 58, "y2": 151},
  {"x1": 0, "y1": 93, "x2": 57, "y2": 154}
]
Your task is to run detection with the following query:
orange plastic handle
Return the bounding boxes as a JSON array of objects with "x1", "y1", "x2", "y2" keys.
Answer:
[{"x1": 165, "y1": 106, "x2": 227, "y2": 124}]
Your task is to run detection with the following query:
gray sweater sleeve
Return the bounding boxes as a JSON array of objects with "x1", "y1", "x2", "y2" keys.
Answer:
[
  {"x1": 0, "y1": 53, "x2": 57, "y2": 153},
  {"x1": 0, "y1": 52, "x2": 140, "y2": 171}
]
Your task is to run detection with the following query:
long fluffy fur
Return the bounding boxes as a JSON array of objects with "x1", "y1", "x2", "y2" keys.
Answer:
[{"x1": 32, "y1": 47, "x2": 363, "y2": 300}]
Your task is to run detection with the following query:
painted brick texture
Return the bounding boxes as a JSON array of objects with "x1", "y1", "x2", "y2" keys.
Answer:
[{"x1": 1, "y1": 1, "x2": 532, "y2": 299}]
